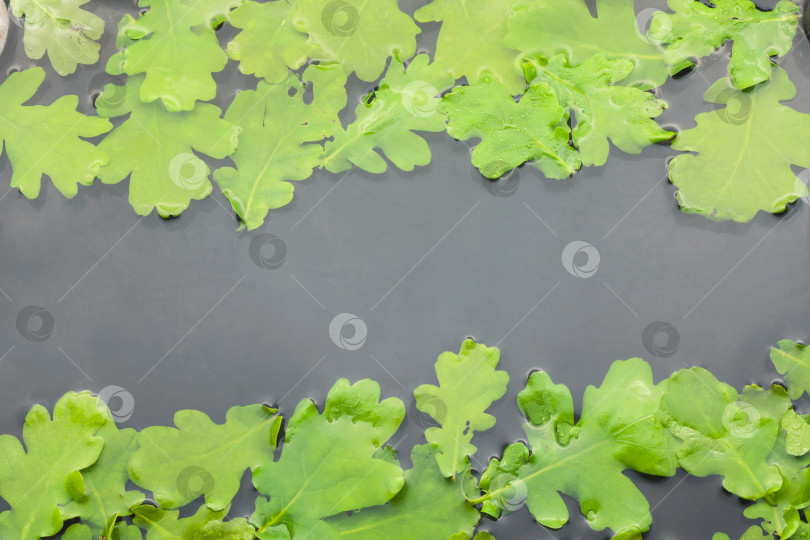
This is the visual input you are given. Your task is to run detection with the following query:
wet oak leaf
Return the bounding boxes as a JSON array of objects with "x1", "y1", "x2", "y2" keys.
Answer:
[
  {"x1": 64, "y1": 421, "x2": 143, "y2": 534},
  {"x1": 290, "y1": 0, "x2": 419, "y2": 82},
  {"x1": 504, "y1": 0, "x2": 672, "y2": 89},
  {"x1": 133, "y1": 504, "x2": 255, "y2": 539},
  {"x1": 661, "y1": 367, "x2": 791, "y2": 499},
  {"x1": 214, "y1": 64, "x2": 347, "y2": 230},
  {"x1": 478, "y1": 359, "x2": 678, "y2": 537},
  {"x1": 414, "y1": 340, "x2": 509, "y2": 478},
  {"x1": 251, "y1": 379, "x2": 405, "y2": 537},
  {"x1": 9, "y1": 0, "x2": 105, "y2": 76},
  {"x1": 0, "y1": 392, "x2": 109, "y2": 540},
  {"x1": 771, "y1": 339, "x2": 810, "y2": 400},
  {"x1": 108, "y1": 0, "x2": 243, "y2": 111},
  {"x1": 129, "y1": 404, "x2": 281, "y2": 511},
  {"x1": 321, "y1": 54, "x2": 454, "y2": 174},
  {"x1": 441, "y1": 74, "x2": 580, "y2": 180},
  {"x1": 781, "y1": 410, "x2": 810, "y2": 457},
  {"x1": 325, "y1": 445, "x2": 480, "y2": 539},
  {"x1": 523, "y1": 54, "x2": 673, "y2": 167},
  {"x1": 96, "y1": 75, "x2": 240, "y2": 218},
  {"x1": 0, "y1": 67, "x2": 112, "y2": 200},
  {"x1": 227, "y1": 0, "x2": 325, "y2": 84},
  {"x1": 668, "y1": 67, "x2": 810, "y2": 222},
  {"x1": 742, "y1": 469, "x2": 810, "y2": 538},
  {"x1": 414, "y1": 0, "x2": 523, "y2": 94},
  {"x1": 649, "y1": 0, "x2": 800, "y2": 89}
]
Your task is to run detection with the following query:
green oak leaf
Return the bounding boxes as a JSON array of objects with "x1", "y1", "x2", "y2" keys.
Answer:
[
  {"x1": 414, "y1": 0, "x2": 523, "y2": 94},
  {"x1": 63, "y1": 523, "x2": 92, "y2": 540},
  {"x1": 64, "y1": 421, "x2": 143, "y2": 534},
  {"x1": 290, "y1": 0, "x2": 419, "y2": 82},
  {"x1": 227, "y1": 0, "x2": 325, "y2": 84},
  {"x1": 107, "y1": 0, "x2": 242, "y2": 111},
  {"x1": 668, "y1": 67, "x2": 810, "y2": 222},
  {"x1": 0, "y1": 392, "x2": 108, "y2": 540},
  {"x1": 523, "y1": 54, "x2": 672, "y2": 167},
  {"x1": 742, "y1": 469, "x2": 810, "y2": 538},
  {"x1": 214, "y1": 64, "x2": 347, "y2": 230},
  {"x1": 478, "y1": 359, "x2": 678, "y2": 536},
  {"x1": 782, "y1": 410, "x2": 810, "y2": 457},
  {"x1": 133, "y1": 504, "x2": 255, "y2": 539},
  {"x1": 9, "y1": 0, "x2": 104, "y2": 76},
  {"x1": 251, "y1": 379, "x2": 405, "y2": 537},
  {"x1": 0, "y1": 67, "x2": 111, "y2": 200},
  {"x1": 129, "y1": 404, "x2": 281, "y2": 511},
  {"x1": 649, "y1": 0, "x2": 800, "y2": 89},
  {"x1": 441, "y1": 74, "x2": 580, "y2": 180},
  {"x1": 321, "y1": 54, "x2": 454, "y2": 174},
  {"x1": 96, "y1": 75, "x2": 240, "y2": 218},
  {"x1": 771, "y1": 340, "x2": 810, "y2": 400},
  {"x1": 414, "y1": 340, "x2": 508, "y2": 478},
  {"x1": 504, "y1": 0, "x2": 673, "y2": 89},
  {"x1": 326, "y1": 445, "x2": 480, "y2": 539},
  {"x1": 661, "y1": 368, "x2": 791, "y2": 499}
]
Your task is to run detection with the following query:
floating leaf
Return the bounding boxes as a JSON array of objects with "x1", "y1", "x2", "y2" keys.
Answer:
[
  {"x1": 441, "y1": 74, "x2": 580, "y2": 180},
  {"x1": 321, "y1": 54, "x2": 453, "y2": 174},
  {"x1": 478, "y1": 359, "x2": 678, "y2": 536},
  {"x1": 251, "y1": 379, "x2": 405, "y2": 537},
  {"x1": 523, "y1": 54, "x2": 672, "y2": 167},
  {"x1": 0, "y1": 67, "x2": 111, "y2": 200},
  {"x1": 668, "y1": 67, "x2": 810, "y2": 222},
  {"x1": 108, "y1": 0, "x2": 242, "y2": 111},
  {"x1": 326, "y1": 445, "x2": 480, "y2": 539},
  {"x1": 9, "y1": 0, "x2": 105, "y2": 75},
  {"x1": 215, "y1": 64, "x2": 347, "y2": 230},
  {"x1": 290, "y1": 0, "x2": 419, "y2": 82},
  {"x1": 414, "y1": 0, "x2": 523, "y2": 94},
  {"x1": 504, "y1": 0, "x2": 672, "y2": 89},
  {"x1": 96, "y1": 75, "x2": 240, "y2": 218},
  {"x1": 133, "y1": 504, "x2": 255, "y2": 539},
  {"x1": 649, "y1": 0, "x2": 800, "y2": 89},
  {"x1": 129, "y1": 404, "x2": 281, "y2": 511},
  {"x1": 771, "y1": 339, "x2": 810, "y2": 400},
  {"x1": 415, "y1": 340, "x2": 508, "y2": 478},
  {"x1": 781, "y1": 410, "x2": 810, "y2": 457},
  {"x1": 0, "y1": 392, "x2": 108, "y2": 540}
]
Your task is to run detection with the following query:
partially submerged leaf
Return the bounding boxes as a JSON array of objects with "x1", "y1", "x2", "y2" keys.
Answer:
[
  {"x1": 133, "y1": 504, "x2": 255, "y2": 539},
  {"x1": 415, "y1": 340, "x2": 508, "y2": 478},
  {"x1": 771, "y1": 339, "x2": 810, "y2": 400},
  {"x1": 9, "y1": 0, "x2": 105, "y2": 75},
  {"x1": 0, "y1": 392, "x2": 108, "y2": 540},
  {"x1": 414, "y1": 0, "x2": 523, "y2": 94},
  {"x1": 215, "y1": 64, "x2": 347, "y2": 230},
  {"x1": 523, "y1": 54, "x2": 673, "y2": 167},
  {"x1": 0, "y1": 67, "x2": 111, "y2": 200},
  {"x1": 478, "y1": 359, "x2": 678, "y2": 536},
  {"x1": 441, "y1": 74, "x2": 580, "y2": 180},
  {"x1": 668, "y1": 67, "x2": 810, "y2": 222},
  {"x1": 251, "y1": 379, "x2": 406, "y2": 537},
  {"x1": 321, "y1": 54, "x2": 454, "y2": 174},
  {"x1": 96, "y1": 75, "x2": 240, "y2": 218},
  {"x1": 129, "y1": 404, "x2": 282, "y2": 510},
  {"x1": 504, "y1": 0, "x2": 672, "y2": 89},
  {"x1": 649, "y1": 0, "x2": 800, "y2": 89}
]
